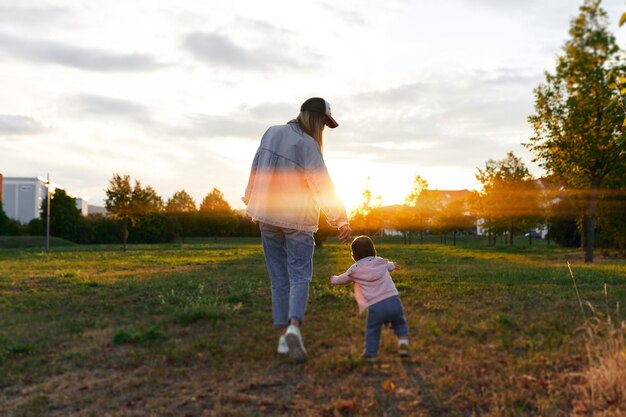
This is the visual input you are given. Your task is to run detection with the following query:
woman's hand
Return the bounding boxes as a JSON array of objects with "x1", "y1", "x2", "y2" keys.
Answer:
[{"x1": 338, "y1": 224, "x2": 352, "y2": 244}]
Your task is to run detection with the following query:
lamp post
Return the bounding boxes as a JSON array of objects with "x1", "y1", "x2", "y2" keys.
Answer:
[{"x1": 46, "y1": 173, "x2": 51, "y2": 252}]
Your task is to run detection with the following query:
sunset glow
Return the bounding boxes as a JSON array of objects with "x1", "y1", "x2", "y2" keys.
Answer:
[{"x1": 0, "y1": 1, "x2": 624, "y2": 210}]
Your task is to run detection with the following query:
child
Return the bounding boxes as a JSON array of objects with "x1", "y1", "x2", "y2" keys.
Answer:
[{"x1": 330, "y1": 235, "x2": 409, "y2": 362}]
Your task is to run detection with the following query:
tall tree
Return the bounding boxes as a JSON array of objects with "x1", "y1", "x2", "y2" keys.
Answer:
[
  {"x1": 527, "y1": 0, "x2": 626, "y2": 262},
  {"x1": 40, "y1": 188, "x2": 82, "y2": 241},
  {"x1": 166, "y1": 190, "x2": 197, "y2": 213},
  {"x1": 475, "y1": 152, "x2": 541, "y2": 246},
  {"x1": 0, "y1": 201, "x2": 12, "y2": 235},
  {"x1": 404, "y1": 175, "x2": 436, "y2": 243},
  {"x1": 131, "y1": 184, "x2": 163, "y2": 214},
  {"x1": 199, "y1": 187, "x2": 236, "y2": 238},
  {"x1": 350, "y1": 177, "x2": 383, "y2": 235},
  {"x1": 199, "y1": 188, "x2": 231, "y2": 213},
  {"x1": 105, "y1": 174, "x2": 133, "y2": 251}
]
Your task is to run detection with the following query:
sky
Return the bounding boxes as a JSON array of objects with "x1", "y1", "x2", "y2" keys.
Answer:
[{"x1": 1, "y1": 0, "x2": 625, "y2": 212}]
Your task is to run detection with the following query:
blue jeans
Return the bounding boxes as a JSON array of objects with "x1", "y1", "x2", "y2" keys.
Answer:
[
  {"x1": 259, "y1": 222, "x2": 315, "y2": 327},
  {"x1": 365, "y1": 296, "x2": 409, "y2": 356}
]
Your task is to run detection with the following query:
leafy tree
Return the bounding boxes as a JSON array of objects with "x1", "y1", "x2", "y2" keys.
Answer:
[
  {"x1": 132, "y1": 184, "x2": 163, "y2": 214},
  {"x1": 527, "y1": 0, "x2": 626, "y2": 262},
  {"x1": 105, "y1": 173, "x2": 167, "y2": 249},
  {"x1": 198, "y1": 187, "x2": 236, "y2": 237},
  {"x1": 436, "y1": 192, "x2": 474, "y2": 245},
  {"x1": 166, "y1": 190, "x2": 197, "y2": 213},
  {"x1": 350, "y1": 178, "x2": 383, "y2": 236},
  {"x1": 0, "y1": 201, "x2": 10, "y2": 235},
  {"x1": 548, "y1": 193, "x2": 582, "y2": 248},
  {"x1": 199, "y1": 188, "x2": 231, "y2": 213},
  {"x1": 403, "y1": 175, "x2": 437, "y2": 243},
  {"x1": 40, "y1": 188, "x2": 82, "y2": 242},
  {"x1": 475, "y1": 152, "x2": 541, "y2": 246},
  {"x1": 105, "y1": 174, "x2": 134, "y2": 250}
]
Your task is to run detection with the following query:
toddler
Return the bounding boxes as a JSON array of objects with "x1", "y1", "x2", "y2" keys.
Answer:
[{"x1": 330, "y1": 235, "x2": 409, "y2": 362}]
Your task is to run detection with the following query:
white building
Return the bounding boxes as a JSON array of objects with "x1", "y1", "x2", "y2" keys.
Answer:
[{"x1": 1, "y1": 176, "x2": 88, "y2": 224}]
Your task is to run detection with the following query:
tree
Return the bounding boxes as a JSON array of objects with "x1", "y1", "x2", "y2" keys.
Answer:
[
  {"x1": 0, "y1": 201, "x2": 9, "y2": 235},
  {"x1": 105, "y1": 174, "x2": 165, "y2": 249},
  {"x1": 166, "y1": 190, "x2": 197, "y2": 213},
  {"x1": 105, "y1": 174, "x2": 134, "y2": 250},
  {"x1": 165, "y1": 190, "x2": 197, "y2": 243},
  {"x1": 527, "y1": 0, "x2": 626, "y2": 262},
  {"x1": 350, "y1": 178, "x2": 383, "y2": 236},
  {"x1": 40, "y1": 188, "x2": 83, "y2": 242},
  {"x1": 132, "y1": 184, "x2": 163, "y2": 214},
  {"x1": 198, "y1": 187, "x2": 236, "y2": 237},
  {"x1": 199, "y1": 188, "x2": 231, "y2": 213},
  {"x1": 437, "y1": 193, "x2": 474, "y2": 245},
  {"x1": 403, "y1": 175, "x2": 436, "y2": 243},
  {"x1": 475, "y1": 152, "x2": 541, "y2": 246}
]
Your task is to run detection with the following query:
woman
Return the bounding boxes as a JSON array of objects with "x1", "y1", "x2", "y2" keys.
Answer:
[{"x1": 243, "y1": 97, "x2": 351, "y2": 363}]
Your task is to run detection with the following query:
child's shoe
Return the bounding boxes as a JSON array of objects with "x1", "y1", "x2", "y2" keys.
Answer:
[
  {"x1": 360, "y1": 353, "x2": 378, "y2": 364},
  {"x1": 277, "y1": 335, "x2": 289, "y2": 354},
  {"x1": 284, "y1": 325, "x2": 307, "y2": 363},
  {"x1": 398, "y1": 339, "x2": 410, "y2": 357}
]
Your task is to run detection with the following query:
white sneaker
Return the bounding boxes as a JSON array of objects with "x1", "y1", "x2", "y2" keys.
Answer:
[
  {"x1": 284, "y1": 325, "x2": 307, "y2": 363},
  {"x1": 277, "y1": 335, "x2": 289, "y2": 354},
  {"x1": 398, "y1": 339, "x2": 410, "y2": 357}
]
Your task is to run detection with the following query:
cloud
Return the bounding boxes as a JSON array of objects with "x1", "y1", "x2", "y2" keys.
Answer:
[
  {"x1": 69, "y1": 94, "x2": 153, "y2": 123},
  {"x1": 0, "y1": 3, "x2": 68, "y2": 28},
  {"x1": 174, "y1": 113, "x2": 267, "y2": 140},
  {"x1": 0, "y1": 32, "x2": 163, "y2": 72},
  {"x1": 318, "y1": 2, "x2": 367, "y2": 26},
  {"x1": 0, "y1": 114, "x2": 47, "y2": 135},
  {"x1": 330, "y1": 68, "x2": 540, "y2": 170},
  {"x1": 183, "y1": 31, "x2": 309, "y2": 71},
  {"x1": 353, "y1": 82, "x2": 429, "y2": 104}
]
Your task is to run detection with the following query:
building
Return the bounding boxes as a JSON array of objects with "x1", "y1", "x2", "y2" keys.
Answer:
[{"x1": 1, "y1": 176, "x2": 88, "y2": 224}]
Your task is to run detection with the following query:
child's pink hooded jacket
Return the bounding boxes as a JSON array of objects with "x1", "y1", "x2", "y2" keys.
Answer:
[{"x1": 330, "y1": 256, "x2": 398, "y2": 313}]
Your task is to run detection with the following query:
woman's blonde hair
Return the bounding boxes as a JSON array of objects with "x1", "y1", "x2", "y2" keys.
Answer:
[{"x1": 296, "y1": 110, "x2": 326, "y2": 153}]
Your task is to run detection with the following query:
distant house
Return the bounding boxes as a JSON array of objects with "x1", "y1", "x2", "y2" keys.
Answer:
[{"x1": 1, "y1": 176, "x2": 88, "y2": 224}]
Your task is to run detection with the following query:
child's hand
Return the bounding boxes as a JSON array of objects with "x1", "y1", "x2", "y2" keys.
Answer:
[{"x1": 392, "y1": 262, "x2": 401, "y2": 270}]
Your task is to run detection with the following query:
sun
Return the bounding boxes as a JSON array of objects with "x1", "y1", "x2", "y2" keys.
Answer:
[{"x1": 327, "y1": 158, "x2": 479, "y2": 214}]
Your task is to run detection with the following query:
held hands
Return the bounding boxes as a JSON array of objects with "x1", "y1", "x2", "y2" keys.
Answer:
[{"x1": 338, "y1": 224, "x2": 352, "y2": 244}]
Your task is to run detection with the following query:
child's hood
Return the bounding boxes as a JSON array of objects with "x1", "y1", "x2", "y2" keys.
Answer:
[{"x1": 349, "y1": 256, "x2": 390, "y2": 282}]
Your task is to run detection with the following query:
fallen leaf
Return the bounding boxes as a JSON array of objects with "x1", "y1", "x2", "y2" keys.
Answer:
[
  {"x1": 340, "y1": 400, "x2": 356, "y2": 410},
  {"x1": 232, "y1": 394, "x2": 251, "y2": 403},
  {"x1": 572, "y1": 401, "x2": 587, "y2": 414},
  {"x1": 382, "y1": 379, "x2": 396, "y2": 392}
]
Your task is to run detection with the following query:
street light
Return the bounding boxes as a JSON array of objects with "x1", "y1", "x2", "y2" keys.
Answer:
[{"x1": 46, "y1": 173, "x2": 51, "y2": 252}]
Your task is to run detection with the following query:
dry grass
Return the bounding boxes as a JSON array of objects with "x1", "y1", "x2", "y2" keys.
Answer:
[{"x1": 569, "y1": 263, "x2": 626, "y2": 416}]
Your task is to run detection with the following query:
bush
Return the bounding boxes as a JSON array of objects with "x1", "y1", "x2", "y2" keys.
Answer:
[{"x1": 128, "y1": 213, "x2": 179, "y2": 244}]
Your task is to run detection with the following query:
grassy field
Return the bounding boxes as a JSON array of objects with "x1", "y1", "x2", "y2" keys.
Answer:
[{"x1": 0, "y1": 238, "x2": 625, "y2": 416}]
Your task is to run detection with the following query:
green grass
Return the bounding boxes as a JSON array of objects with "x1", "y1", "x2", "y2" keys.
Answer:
[
  {"x1": 0, "y1": 238, "x2": 624, "y2": 416},
  {"x1": 0, "y1": 236, "x2": 77, "y2": 249}
]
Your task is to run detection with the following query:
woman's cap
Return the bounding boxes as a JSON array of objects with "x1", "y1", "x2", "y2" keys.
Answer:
[{"x1": 300, "y1": 97, "x2": 339, "y2": 129}]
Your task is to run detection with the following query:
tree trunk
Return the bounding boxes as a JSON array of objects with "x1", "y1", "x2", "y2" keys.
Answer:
[
  {"x1": 453, "y1": 231, "x2": 457, "y2": 246},
  {"x1": 510, "y1": 226, "x2": 514, "y2": 246},
  {"x1": 584, "y1": 176, "x2": 601, "y2": 263},
  {"x1": 122, "y1": 218, "x2": 128, "y2": 252}
]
